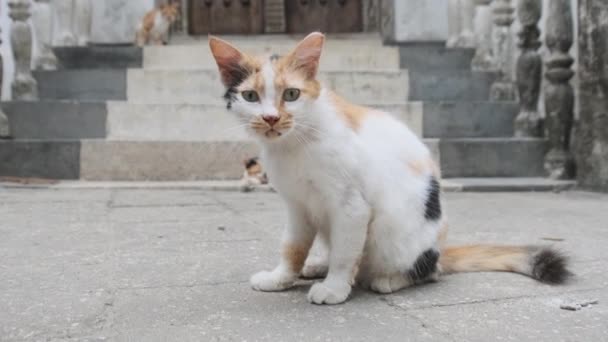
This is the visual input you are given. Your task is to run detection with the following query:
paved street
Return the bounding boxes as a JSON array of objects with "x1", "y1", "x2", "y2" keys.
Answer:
[{"x1": 1, "y1": 188, "x2": 607, "y2": 341}]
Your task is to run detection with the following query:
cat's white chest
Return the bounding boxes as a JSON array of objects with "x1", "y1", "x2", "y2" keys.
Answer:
[{"x1": 152, "y1": 12, "x2": 170, "y2": 35}]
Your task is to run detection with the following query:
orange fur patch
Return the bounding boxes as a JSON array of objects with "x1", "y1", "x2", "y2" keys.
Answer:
[
  {"x1": 440, "y1": 245, "x2": 528, "y2": 274},
  {"x1": 407, "y1": 158, "x2": 441, "y2": 178},
  {"x1": 330, "y1": 92, "x2": 373, "y2": 131},
  {"x1": 282, "y1": 243, "x2": 309, "y2": 273}
]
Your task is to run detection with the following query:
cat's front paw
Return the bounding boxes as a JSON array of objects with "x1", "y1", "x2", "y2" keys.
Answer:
[
  {"x1": 307, "y1": 281, "x2": 351, "y2": 305},
  {"x1": 250, "y1": 270, "x2": 295, "y2": 292}
]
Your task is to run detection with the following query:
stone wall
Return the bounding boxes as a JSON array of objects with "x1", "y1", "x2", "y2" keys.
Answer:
[
  {"x1": 90, "y1": 0, "x2": 153, "y2": 44},
  {"x1": 381, "y1": 0, "x2": 449, "y2": 43},
  {"x1": 576, "y1": 0, "x2": 608, "y2": 191}
]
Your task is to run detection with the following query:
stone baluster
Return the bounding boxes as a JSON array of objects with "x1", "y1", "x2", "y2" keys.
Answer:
[
  {"x1": 471, "y1": 0, "x2": 495, "y2": 70},
  {"x1": 489, "y1": 0, "x2": 516, "y2": 100},
  {"x1": 73, "y1": 0, "x2": 92, "y2": 46},
  {"x1": 514, "y1": 0, "x2": 542, "y2": 137},
  {"x1": 447, "y1": 0, "x2": 462, "y2": 47},
  {"x1": 53, "y1": 0, "x2": 76, "y2": 46},
  {"x1": 0, "y1": 26, "x2": 10, "y2": 138},
  {"x1": 448, "y1": 0, "x2": 477, "y2": 47},
  {"x1": 9, "y1": 0, "x2": 38, "y2": 100},
  {"x1": 32, "y1": 0, "x2": 58, "y2": 70},
  {"x1": 543, "y1": 0, "x2": 575, "y2": 179}
]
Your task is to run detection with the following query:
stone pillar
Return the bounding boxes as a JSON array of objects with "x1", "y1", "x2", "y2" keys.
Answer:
[
  {"x1": 0, "y1": 25, "x2": 10, "y2": 138},
  {"x1": 448, "y1": 0, "x2": 476, "y2": 47},
  {"x1": 32, "y1": 0, "x2": 58, "y2": 70},
  {"x1": 514, "y1": 0, "x2": 542, "y2": 137},
  {"x1": 577, "y1": 0, "x2": 608, "y2": 191},
  {"x1": 9, "y1": 0, "x2": 38, "y2": 101},
  {"x1": 543, "y1": 0, "x2": 575, "y2": 179},
  {"x1": 73, "y1": 0, "x2": 92, "y2": 46},
  {"x1": 53, "y1": 0, "x2": 76, "y2": 46},
  {"x1": 490, "y1": 0, "x2": 516, "y2": 101},
  {"x1": 471, "y1": 0, "x2": 495, "y2": 70}
]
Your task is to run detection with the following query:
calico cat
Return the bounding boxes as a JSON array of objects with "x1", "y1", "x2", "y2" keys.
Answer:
[
  {"x1": 240, "y1": 157, "x2": 269, "y2": 192},
  {"x1": 209, "y1": 33, "x2": 570, "y2": 305},
  {"x1": 135, "y1": 2, "x2": 180, "y2": 47}
]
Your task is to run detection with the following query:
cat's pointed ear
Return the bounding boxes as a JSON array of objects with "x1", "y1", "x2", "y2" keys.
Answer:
[
  {"x1": 209, "y1": 36, "x2": 248, "y2": 88},
  {"x1": 287, "y1": 32, "x2": 325, "y2": 79}
]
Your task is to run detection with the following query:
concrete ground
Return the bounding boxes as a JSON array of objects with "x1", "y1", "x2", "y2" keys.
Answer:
[{"x1": 1, "y1": 188, "x2": 607, "y2": 341}]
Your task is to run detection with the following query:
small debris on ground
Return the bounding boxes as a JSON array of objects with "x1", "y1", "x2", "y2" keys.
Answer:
[
  {"x1": 560, "y1": 299, "x2": 598, "y2": 311},
  {"x1": 217, "y1": 226, "x2": 226, "y2": 231},
  {"x1": 541, "y1": 237, "x2": 565, "y2": 242}
]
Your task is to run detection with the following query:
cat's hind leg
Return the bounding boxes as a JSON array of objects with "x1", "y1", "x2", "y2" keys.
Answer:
[{"x1": 368, "y1": 274, "x2": 412, "y2": 294}]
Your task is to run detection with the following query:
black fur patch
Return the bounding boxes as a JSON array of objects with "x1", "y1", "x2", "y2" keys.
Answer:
[
  {"x1": 223, "y1": 88, "x2": 238, "y2": 109},
  {"x1": 408, "y1": 249, "x2": 440, "y2": 283},
  {"x1": 424, "y1": 177, "x2": 441, "y2": 220},
  {"x1": 531, "y1": 248, "x2": 571, "y2": 284},
  {"x1": 222, "y1": 64, "x2": 252, "y2": 109},
  {"x1": 245, "y1": 157, "x2": 258, "y2": 169}
]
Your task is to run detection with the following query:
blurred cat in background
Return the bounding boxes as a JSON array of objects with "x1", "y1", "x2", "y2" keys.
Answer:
[{"x1": 136, "y1": 2, "x2": 180, "y2": 47}]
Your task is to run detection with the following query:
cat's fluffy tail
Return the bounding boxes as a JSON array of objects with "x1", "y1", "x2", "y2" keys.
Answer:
[{"x1": 439, "y1": 245, "x2": 571, "y2": 284}]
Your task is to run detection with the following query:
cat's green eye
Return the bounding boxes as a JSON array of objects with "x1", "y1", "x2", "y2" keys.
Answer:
[
  {"x1": 283, "y1": 88, "x2": 301, "y2": 102},
  {"x1": 242, "y1": 90, "x2": 260, "y2": 102}
]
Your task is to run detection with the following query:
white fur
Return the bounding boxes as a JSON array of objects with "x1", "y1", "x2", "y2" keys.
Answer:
[{"x1": 233, "y1": 61, "x2": 441, "y2": 305}]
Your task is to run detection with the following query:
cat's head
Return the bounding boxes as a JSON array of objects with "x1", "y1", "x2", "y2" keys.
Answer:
[
  {"x1": 209, "y1": 32, "x2": 325, "y2": 142},
  {"x1": 160, "y1": 2, "x2": 180, "y2": 22}
]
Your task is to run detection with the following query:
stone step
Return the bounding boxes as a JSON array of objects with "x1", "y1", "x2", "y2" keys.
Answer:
[
  {"x1": 398, "y1": 43, "x2": 475, "y2": 71},
  {"x1": 423, "y1": 101, "x2": 518, "y2": 138},
  {"x1": 53, "y1": 46, "x2": 142, "y2": 69},
  {"x1": 0, "y1": 139, "x2": 439, "y2": 181},
  {"x1": 0, "y1": 140, "x2": 80, "y2": 179},
  {"x1": 2, "y1": 138, "x2": 552, "y2": 180},
  {"x1": 0, "y1": 101, "x2": 422, "y2": 140},
  {"x1": 106, "y1": 102, "x2": 423, "y2": 140},
  {"x1": 79, "y1": 140, "x2": 260, "y2": 181},
  {"x1": 35, "y1": 70, "x2": 126, "y2": 101},
  {"x1": 439, "y1": 138, "x2": 547, "y2": 178},
  {"x1": 127, "y1": 69, "x2": 410, "y2": 104},
  {"x1": 143, "y1": 42, "x2": 400, "y2": 71},
  {"x1": 1, "y1": 178, "x2": 576, "y2": 193},
  {"x1": 2, "y1": 101, "x2": 107, "y2": 139},
  {"x1": 409, "y1": 70, "x2": 496, "y2": 101}
]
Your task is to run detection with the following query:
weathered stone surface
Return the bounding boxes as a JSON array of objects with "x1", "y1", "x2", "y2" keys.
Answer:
[
  {"x1": 439, "y1": 138, "x2": 547, "y2": 177},
  {"x1": 35, "y1": 69, "x2": 126, "y2": 101},
  {"x1": 515, "y1": 0, "x2": 543, "y2": 137},
  {"x1": 544, "y1": 0, "x2": 575, "y2": 179},
  {"x1": 0, "y1": 140, "x2": 81, "y2": 179},
  {"x1": 9, "y1": 0, "x2": 38, "y2": 100},
  {"x1": 0, "y1": 25, "x2": 9, "y2": 138},
  {"x1": 1, "y1": 189, "x2": 607, "y2": 341},
  {"x1": 31, "y1": 0, "x2": 58, "y2": 70},
  {"x1": 381, "y1": 0, "x2": 449, "y2": 43},
  {"x1": 79, "y1": 140, "x2": 261, "y2": 181},
  {"x1": 2, "y1": 101, "x2": 107, "y2": 139},
  {"x1": 54, "y1": 46, "x2": 142, "y2": 69},
  {"x1": 490, "y1": 0, "x2": 517, "y2": 101},
  {"x1": 576, "y1": 0, "x2": 608, "y2": 191},
  {"x1": 471, "y1": 1, "x2": 495, "y2": 71}
]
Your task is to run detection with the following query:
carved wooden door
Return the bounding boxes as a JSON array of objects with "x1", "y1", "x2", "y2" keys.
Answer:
[
  {"x1": 285, "y1": 0, "x2": 363, "y2": 33},
  {"x1": 188, "y1": 0, "x2": 264, "y2": 34}
]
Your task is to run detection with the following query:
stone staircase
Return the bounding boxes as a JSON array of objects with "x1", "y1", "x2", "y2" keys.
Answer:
[
  {"x1": 0, "y1": 34, "x2": 551, "y2": 184},
  {"x1": 400, "y1": 43, "x2": 547, "y2": 178}
]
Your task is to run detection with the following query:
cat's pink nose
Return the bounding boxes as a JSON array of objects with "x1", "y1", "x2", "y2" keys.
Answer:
[{"x1": 262, "y1": 115, "x2": 279, "y2": 126}]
